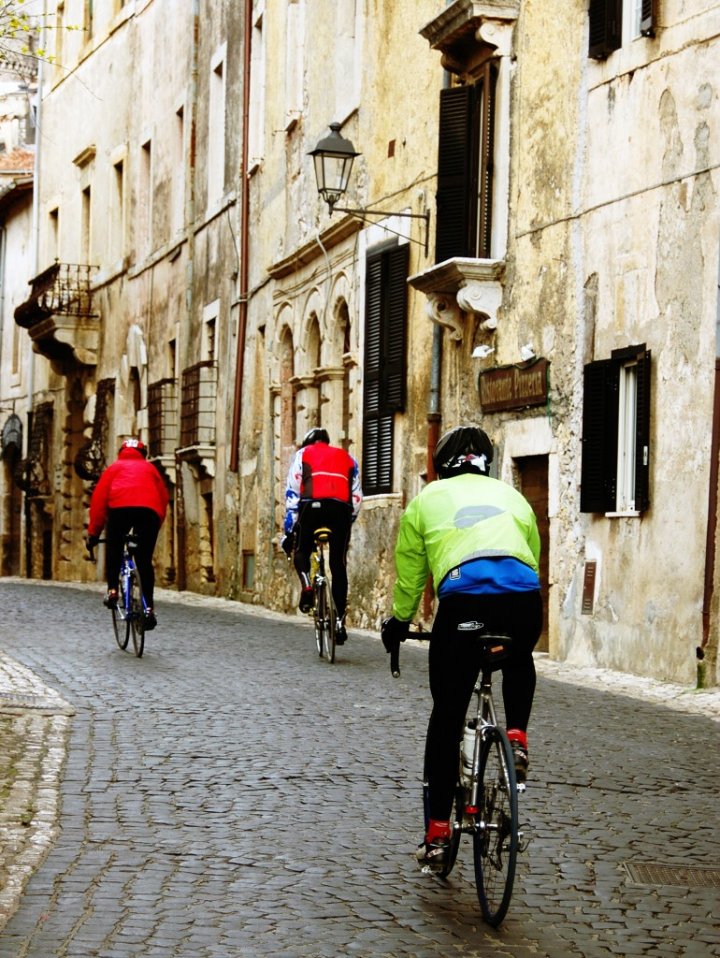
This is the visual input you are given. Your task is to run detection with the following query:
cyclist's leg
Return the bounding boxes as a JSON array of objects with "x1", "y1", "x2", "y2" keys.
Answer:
[
  {"x1": 424, "y1": 594, "x2": 486, "y2": 822},
  {"x1": 325, "y1": 501, "x2": 352, "y2": 618},
  {"x1": 129, "y1": 507, "x2": 160, "y2": 606},
  {"x1": 105, "y1": 508, "x2": 132, "y2": 593},
  {"x1": 293, "y1": 501, "x2": 318, "y2": 609},
  {"x1": 498, "y1": 590, "x2": 542, "y2": 731}
]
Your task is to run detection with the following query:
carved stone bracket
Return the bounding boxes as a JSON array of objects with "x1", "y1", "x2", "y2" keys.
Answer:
[
  {"x1": 409, "y1": 257, "x2": 505, "y2": 340},
  {"x1": 425, "y1": 293, "x2": 464, "y2": 340}
]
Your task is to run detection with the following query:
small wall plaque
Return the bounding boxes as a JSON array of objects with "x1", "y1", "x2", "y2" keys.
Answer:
[{"x1": 581, "y1": 560, "x2": 597, "y2": 614}]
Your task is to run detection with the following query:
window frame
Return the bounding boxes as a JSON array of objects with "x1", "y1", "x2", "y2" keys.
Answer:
[
  {"x1": 580, "y1": 344, "x2": 651, "y2": 515},
  {"x1": 435, "y1": 62, "x2": 497, "y2": 264}
]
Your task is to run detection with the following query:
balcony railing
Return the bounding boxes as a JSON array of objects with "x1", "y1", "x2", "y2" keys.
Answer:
[
  {"x1": 180, "y1": 361, "x2": 217, "y2": 449},
  {"x1": 148, "y1": 378, "x2": 178, "y2": 459},
  {"x1": 15, "y1": 262, "x2": 96, "y2": 328}
]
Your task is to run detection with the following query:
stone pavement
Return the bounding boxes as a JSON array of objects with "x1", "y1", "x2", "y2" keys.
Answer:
[{"x1": 0, "y1": 579, "x2": 718, "y2": 957}]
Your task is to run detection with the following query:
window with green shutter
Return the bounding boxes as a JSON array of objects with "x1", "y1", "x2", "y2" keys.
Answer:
[
  {"x1": 362, "y1": 242, "x2": 409, "y2": 495},
  {"x1": 580, "y1": 345, "x2": 651, "y2": 514}
]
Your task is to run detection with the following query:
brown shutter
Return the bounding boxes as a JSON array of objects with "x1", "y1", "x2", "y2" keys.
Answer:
[
  {"x1": 435, "y1": 85, "x2": 473, "y2": 263},
  {"x1": 633, "y1": 348, "x2": 651, "y2": 511},
  {"x1": 580, "y1": 358, "x2": 619, "y2": 512},
  {"x1": 384, "y1": 243, "x2": 409, "y2": 411},
  {"x1": 640, "y1": 0, "x2": 656, "y2": 37},
  {"x1": 589, "y1": 0, "x2": 623, "y2": 60},
  {"x1": 475, "y1": 63, "x2": 497, "y2": 259}
]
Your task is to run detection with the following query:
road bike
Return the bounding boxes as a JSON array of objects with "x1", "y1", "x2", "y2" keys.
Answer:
[
  {"x1": 310, "y1": 526, "x2": 337, "y2": 663},
  {"x1": 89, "y1": 532, "x2": 148, "y2": 658},
  {"x1": 391, "y1": 622, "x2": 525, "y2": 926}
]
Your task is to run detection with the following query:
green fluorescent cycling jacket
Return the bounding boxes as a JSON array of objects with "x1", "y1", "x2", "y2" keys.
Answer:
[{"x1": 391, "y1": 473, "x2": 541, "y2": 623}]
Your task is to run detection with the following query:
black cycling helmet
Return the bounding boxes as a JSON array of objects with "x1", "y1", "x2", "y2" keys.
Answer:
[
  {"x1": 432, "y1": 426, "x2": 493, "y2": 479},
  {"x1": 119, "y1": 438, "x2": 148, "y2": 458},
  {"x1": 301, "y1": 428, "x2": 330, "y2": 448}
]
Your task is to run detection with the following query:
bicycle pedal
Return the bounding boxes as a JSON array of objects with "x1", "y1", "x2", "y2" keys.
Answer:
[
  {"x1": 516, "y1": 781, "x2": 527, "y2": 793},
  {"x1": 517, "y1": 824, "x2": 532, "y2": 853}
]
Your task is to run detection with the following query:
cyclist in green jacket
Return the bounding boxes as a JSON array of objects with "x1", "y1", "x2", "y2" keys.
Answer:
[{"x1": 382, "y1": 425, "x2": 542, "y2": 873}]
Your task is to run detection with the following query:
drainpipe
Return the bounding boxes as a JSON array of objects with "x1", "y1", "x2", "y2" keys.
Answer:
[
  {"x1": 229, "y1": 0, "x2": 253, "y2": 473},
  {"x1": 176, "y1": 1, "x2": 200, "y2": 592},
  {"x1": 700, "y1": 257, "x2": 720, "y2": 687},
  {"x1": 421, "y1": 5, "x2": 450, "y2": 622}
]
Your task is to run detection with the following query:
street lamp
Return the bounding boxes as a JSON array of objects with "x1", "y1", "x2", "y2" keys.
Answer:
[{"x1": 309, "y1": 123, "x2": 430, "y2": 253}]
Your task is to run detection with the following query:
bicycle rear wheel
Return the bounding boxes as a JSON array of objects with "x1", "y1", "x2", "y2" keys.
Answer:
[
  {"x1": 315, "y1": 579, "x2": 335, "y2": 663},
  {"x1": 473, "y1": 727, "x2": 518, "y2": 926},
  {"x1": 128, "y1": 567, "x2": 145, "y2": 658}
]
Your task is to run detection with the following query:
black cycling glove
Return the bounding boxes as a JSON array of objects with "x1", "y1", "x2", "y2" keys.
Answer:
[{"x1": 381, "y1": 616, "x2": 410, "y2": 653}]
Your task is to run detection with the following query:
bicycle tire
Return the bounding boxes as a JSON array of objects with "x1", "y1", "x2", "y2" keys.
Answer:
[
  {"x1": 473, "y1": 726, "x2": 518, "y2": 926},
  {"x1": 323, "y1": 573, "x2": 336, "y2": 664},
  {"x1": 314, "y1": 579, "x2": 324, "y2": 657},
  {"x1": 112, "y1": 576, "x2": 130, "y2": 650},
  {"x1": 128, "y1": 567, "x2": 145, "y2": 658}
]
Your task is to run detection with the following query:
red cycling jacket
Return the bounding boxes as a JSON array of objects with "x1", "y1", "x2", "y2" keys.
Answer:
[
  {"x1": 88, "y1": 448, "x2": 169, "y2": 537},
  {"x1": 300, "y1": 442, "x2": 356, "y2": 502}
]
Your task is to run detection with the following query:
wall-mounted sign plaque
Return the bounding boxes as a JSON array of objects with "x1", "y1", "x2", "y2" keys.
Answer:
[{"x1": 479, "y1": 358, "x2": 549, "y2": 413}]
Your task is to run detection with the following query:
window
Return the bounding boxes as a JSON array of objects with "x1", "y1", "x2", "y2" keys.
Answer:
[
  {"x1": 589, "y1": 0, "x2": 657, "y2": 59},
  {"x1": 580, "y1": 345, "x2": 651, "y2": 514},
  {"x1": 285, "y1": 0, "x2": 305, "y2": 128},
  {"x1": 81, "y1": 186, "x2": 91, "y2": 264},
  {"x1": 48, "y1": 207, "x2": 59, "y2": 263},
  {"x1": 111, "y1": 159, "x2": 125, "y2": 261},
  {"x1": 248, "y1": 2, "x2": 266, "y2": 166},
  {"x1": 208, "y1": 48, "x2": 226, "y2": 206},
  {"x1": 173, "y1": 106, "x2": 185, "y2": 233},
  {"x1": 362, "y1": 242, "x2": 409, "y2": 495},
  {"x1": 139, "y1": 139, "x2": 152, "y2": 255},
  {"x1": 435, "y1": 63, "x2": 497, "y2": 264}
]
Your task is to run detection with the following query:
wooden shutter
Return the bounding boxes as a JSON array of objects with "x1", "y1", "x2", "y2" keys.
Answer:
[
  {"x1": 589, "y1": 0, "x2": 623, "y2": 60},
  {"x1": 362, "y1": 244, "x2": 408, "y2": 495},
  {"x1": 640, "y1": 0, "x2": 656, "y2": 37},
  {"x1": 633, "y1": 348, "x2": 651, "y2": 511},
  {"x1": 475, "y1": 63, "x2": 497, "y2": 259},
  {"x1": 384, "y1": 243, "x2": 409, "y2": 411},
  {"x1": 435, "y1": 85, "x2": 473, "y2": 264},
  {"x1": 580, "y1": 358, "x2": 619, "y2": 512}
]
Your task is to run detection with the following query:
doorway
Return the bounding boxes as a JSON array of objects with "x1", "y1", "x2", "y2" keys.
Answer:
[{"x1": 516, "y1": 455, "x2": 549, "y2": 652}]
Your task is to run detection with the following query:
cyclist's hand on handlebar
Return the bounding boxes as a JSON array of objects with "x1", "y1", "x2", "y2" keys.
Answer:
[
  {"x1": 381, "y1": 616, "x2": 410, "y2": 651},
  {"x1": 280, "y1": 533, "x2": 295, "y2": 557},
  {"x1": 86, "y1": 534, "x2": 99, "y2": 560}
]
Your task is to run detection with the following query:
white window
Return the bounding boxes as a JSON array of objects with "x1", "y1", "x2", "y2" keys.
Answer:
[
  {"x1": 334, "y1": 0, "x2": 361, "y2": 122},
  {"x1": 285, "y1": 0, "x2": 305, "y2": 129},
  {"x1": 616, "y1": 359, "x2": 639, "y2": 511},
  {"x1": 208, "y1": 45, "x2": 227, "y2": 208},
  {"x1": 623, "y1": 0, "x2": 644, "y2": 41},
  {"x1": 173, "y1": 105, "x2": 185, "y2": 234},
  {"x1": 248, "y1": 1, "x2": 266, "y2": 167}
]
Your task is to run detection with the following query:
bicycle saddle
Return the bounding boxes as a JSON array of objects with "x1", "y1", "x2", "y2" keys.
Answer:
[
  {"x1": 457, "y1": 621, "x2": 513, "y2": 669},
  {"x1": 314, "y1": 527, "x2": 332, "y2": 543}
]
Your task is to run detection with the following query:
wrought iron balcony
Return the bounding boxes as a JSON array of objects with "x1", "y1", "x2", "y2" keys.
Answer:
[
  {"x1": 14, "y1": 262, "x2": 98, "y2": 367},
  {"x1": 177, "y1": 361, "x2": 217, "y2": 476},
  {"x1": 148, "y1": 377, "x2": 179, "y2": 468}
]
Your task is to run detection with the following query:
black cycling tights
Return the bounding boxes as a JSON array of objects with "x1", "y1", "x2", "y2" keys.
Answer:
[
  {"x1": 106, "y1": 507, "x2": 161, "y2": 607},
  {"x1": 424, "y1": 590, "x2": 543, "y2": 821},
  {"x1": 294, "y1": 499, "x2": 353, "y2": 618}
]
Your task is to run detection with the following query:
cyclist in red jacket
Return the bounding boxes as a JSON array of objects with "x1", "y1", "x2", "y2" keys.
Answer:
[
  {"x1": 281, "y1": 429, "x2": 363, "y2": 644},
  {"x1": 86, "y1": 439, "x2": 169, "y2": 630}
]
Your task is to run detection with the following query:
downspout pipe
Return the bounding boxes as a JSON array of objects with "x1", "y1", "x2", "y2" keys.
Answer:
[
  {"x1": 176, "y1": 0, "x2": 200, "y2": 592},
  {"x1": 700, "y1": 256, "x2": 720, "y2": 687},
  {"x1": 229, "y1": 0, "x2": 253, "y2": 473},
  {"x1": 421, "y1": 3, "x2": 451, "y2": 621}
]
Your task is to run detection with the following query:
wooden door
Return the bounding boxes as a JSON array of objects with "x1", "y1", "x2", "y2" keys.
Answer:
[{"x1": 516, "y1": 455, "x2": 549, "y2": 652}]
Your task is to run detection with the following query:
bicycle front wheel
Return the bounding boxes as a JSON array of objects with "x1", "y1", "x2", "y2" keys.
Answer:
[
  {"x1": 473, "y1": 727, "x2": 518, "y2": 926},
  {"x1": 128, "y1": 567, "x2": 145, "y2": 658},
  {"x1": 112, "y1": 581, "x2": 130, "y2": 651}
]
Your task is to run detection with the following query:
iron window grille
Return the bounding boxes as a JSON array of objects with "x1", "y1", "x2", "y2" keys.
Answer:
[{"x1": 180, "y1": 361, "x2": 217, "y2": 449}]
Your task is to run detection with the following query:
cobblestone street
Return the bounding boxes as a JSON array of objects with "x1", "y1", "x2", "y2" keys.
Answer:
[{"x1": 0, "y1": 580, "x2": 718, "y2": 958}]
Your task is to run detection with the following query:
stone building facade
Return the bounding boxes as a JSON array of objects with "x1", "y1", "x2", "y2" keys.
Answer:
[{"x1": 2, "y1": 0, "x2": 719, "y2": 687}]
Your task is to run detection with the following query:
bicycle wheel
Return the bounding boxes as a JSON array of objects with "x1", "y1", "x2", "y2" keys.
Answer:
[
  {"x1": 316, "y1": 579, "x2": 335, "y2": 664},
  {"x1": 128, "y1": 567, "x2": 145, "y2": 658},
  {"x1": 111, "y1": 576, "x2": 130, "y2": 650},
  {"x1": 314, "y1": 580, "x2": 324, "y2": 657},
  {"x1": 473, "y1": 726, "x2": 518, "y2": 926}
]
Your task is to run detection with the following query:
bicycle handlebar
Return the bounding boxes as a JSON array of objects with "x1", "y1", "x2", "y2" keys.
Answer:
[{"x1": 390, "y1": 643, "x2": 400, "y2": 679}]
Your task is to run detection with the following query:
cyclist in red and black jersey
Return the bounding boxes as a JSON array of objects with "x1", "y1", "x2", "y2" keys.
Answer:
[{"x1": 281, "y1": 429, "x2": 363, "y2": 644}]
